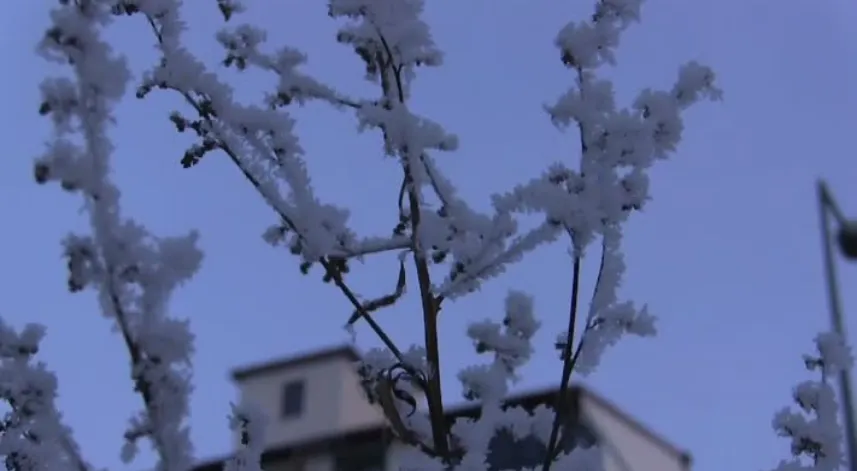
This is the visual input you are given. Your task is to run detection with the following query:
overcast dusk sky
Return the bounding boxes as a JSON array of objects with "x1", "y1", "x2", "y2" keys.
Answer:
[{"x1": 2, "y1": 2, "x2": 857, "y2": 471}]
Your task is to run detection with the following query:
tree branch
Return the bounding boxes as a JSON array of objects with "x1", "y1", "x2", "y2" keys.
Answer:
[
  {"x1": 541, "y1": 254, "x2": 583, "y2": 471},
  {"x1": 375, "y1": 26, "x2": 450, "y2": 458},
  {"x1": 345, "y1": 255, "x2": 407, "y2": 326}
]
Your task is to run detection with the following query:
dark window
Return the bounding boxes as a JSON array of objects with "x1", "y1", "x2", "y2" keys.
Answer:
[
  {"x1": 281, "y1": 380, "x2": 305, "y2": 418},
  {"x1": 333, "y1": 441, "x2": 386, "y2": 471},
  {"x1": 264, "y1": 457, "x2": 305, "y2": 471}
]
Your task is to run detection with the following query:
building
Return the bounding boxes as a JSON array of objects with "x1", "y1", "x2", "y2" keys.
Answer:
[{"x1": 193, "y1": 345, "x2": 691, "y2": 471}]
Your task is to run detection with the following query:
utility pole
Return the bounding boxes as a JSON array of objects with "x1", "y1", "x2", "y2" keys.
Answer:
[{"x1": 817, "y1": 180, "x2": 857, "y2": 470}]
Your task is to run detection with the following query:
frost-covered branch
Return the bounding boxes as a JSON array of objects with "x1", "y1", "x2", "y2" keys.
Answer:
[
  {"x1": 39, "y1": 0, "x2": 721, "y2": 470},
  {"x1": 769, "y1": 332, "x2": 854, "y2": 471},
  {"x1": 124, "y1": 0, "x2": 408, "y2": 263},
  {"x1": 328, "y1": 0, "x2": 461, "y2": 455},
  {"x1": 452, "y1": 291, "x2": 541, "y2": 469},
  {"x1": 0, "y1": 320, "x2": 92, "y2": 471},
  {"x1": 474, "y1": 1, "x2": 720, "y2": 465},
  {"x1": 128, "y1": 0, "x2": 716, "y2": 467},
  {"x1": 109, "y1": 0, "x2": 412, "y2": 372},
  {"x1": 214, "y1": 22, "x2": 361, "y2": 110},
  {"x1": 36, "y1": 2, "x2": 201, "y2": 470},
  {"x1": 223, "y1": 403, "x2": 267, "y2": 471}
]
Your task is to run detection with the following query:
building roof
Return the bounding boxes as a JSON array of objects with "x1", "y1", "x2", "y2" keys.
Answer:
[
  {"x1": 230, "y1": 344, "x2": 359, "y2": 381},
  {"x1": 204, "y1": 343, "x2": 691, "y2": 471}
]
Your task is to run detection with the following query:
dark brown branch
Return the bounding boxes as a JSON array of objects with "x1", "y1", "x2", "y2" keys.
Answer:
[
  {"x1": 375, "y1": 27, "x2": 450, "y2": 459},
  {"x1": 543, "y1": 58, "x2": 601, "y2": 468},
  {"x1": 404, "y1": 169, "x2": 449, "y2": 457},
  {"x1": 541, "y1": 254, "x2": 582, "y2": 471}
]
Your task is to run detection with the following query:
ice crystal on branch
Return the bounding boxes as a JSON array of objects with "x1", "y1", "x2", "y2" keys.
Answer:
[
  {"x1": 448, "y1": 292, "x2": 541, "y2": 468},
  {"x1": 123, "y1": 0, "x2": 715, "y2": 468},
  {"x1": 224, "y1": 403, "x2": 267, "y2": 471},
  {"x1": 114, "y1": 0, "x2": 415, "y2": 272},
  {"x1": 0, "y1": 321, "x2": 91, "y2": 471},
  {"x1": 486, "y1": 0, "x2": 720, "y2": 381},
  {"x1": 329, "y1": 0, "x2": 443, "y2": 88},
  {"x1": 462, "y1": 291, "x2": 540, "y2": 398},
  {"x1": 769, "y1": 332, "x2": 854, "y2": 471},
  {"x1": 35, "y1": 1, "x2": 202, "y2": 471},
  {"x1": 25, "y1": 0, "x2": 720, "y2": 469},
  {"x1": 215, "y1": 25, "x2": 344, "y2": 107},
  {"x1": 558, "y1": 229, "x2": 657, "y2": 376}
]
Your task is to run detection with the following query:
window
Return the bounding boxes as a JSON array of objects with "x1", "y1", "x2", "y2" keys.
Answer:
[
  {"x1": 333, "y1": 442, "x2": 386, "y2": 471},
  {"x1": 267, "y1": 458, "x2": 305, "y2": 471},
  {"x1": 281, "y1": 380, "x2": 305, "y2": 419}
]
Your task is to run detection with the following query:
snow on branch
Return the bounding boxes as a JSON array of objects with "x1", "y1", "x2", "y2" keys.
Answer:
[
  {"x1": 35, "y1": 2, "x2": 201, "y2": 470},
  {"x1": 438, "y1": 0, "x2": 721, "y2": 305},
  {"x1": 769, "y1": 332, "x2": 854, "y2": 471},
  {"x1": 557, "y1": 228, "x2": 657, "y2": 377},
  {"x1": 0, "y1": 320, "x2": 92, "y2": 471},
  {"x1": 215, "y1": 23, "x2": 357, "y2": 109},
  {"x1": 223, "y1": 403, "x2": 267, "y2": 471},
  {"x1": 470, "y1": 0, "x2": 717, "y2": 381},
  {"x1": 329, "y1": 0, "x2": 443, "y2": 93},
  {"x1": 327, "y1": 1, "x2": 526, "y2": 307},
  {"x1": 460, "y1": 291, "x2": 540, "y2": 403},
  {"x1": 363, "y1": 292, "x2": 551, "y2": 471},
  {"x1": 449, "y1": 291, "x2": 541, "y2": 468},
  {"x1": 107, "y1": 0, "x2": 409, "y2": 268},
  {"x1": 26, "y1": 0, "x2": 722, "y2": 470}
]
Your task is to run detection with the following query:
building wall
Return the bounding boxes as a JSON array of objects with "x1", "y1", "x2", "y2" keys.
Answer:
[
  {"x1": 263, "y1": 443, "x2": 386, "y2": 471},
  {"x1": 305, "y1": 455, "x2": 333, "y2": 471},
  {"x1": 235, "y1": 355, "x2": 386, "y2": 448},
  {"x1": 384, "y1": 442, "x2": 407, "y2": 471},
  {"x1": 336, "y1": 360, "x2": 386, "y2": 432},
  {"x1": 254, "y1": 401, "x2": 687, "y2": 471},
  {"x1": 236, "y1": 357, "x2": 343, "y2": 446},
  {"x1": 265, "y1": 454, "x2": 331, "y2": 471}
]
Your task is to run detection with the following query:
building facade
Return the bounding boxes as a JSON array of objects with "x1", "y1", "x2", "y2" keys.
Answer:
[{"x1": 192, "y1": 345, "x2": 691, "y2": 471}]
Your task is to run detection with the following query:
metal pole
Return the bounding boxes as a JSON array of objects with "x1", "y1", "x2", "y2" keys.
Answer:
[{"x1": 817, "y1": 180, "x2": 857, "y2": 470}]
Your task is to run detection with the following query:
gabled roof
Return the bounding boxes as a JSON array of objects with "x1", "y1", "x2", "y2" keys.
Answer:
[
  {"x1": 230, "y1": 344, "x2": 359, "y2": 381},
  {"x1": 447, "y1": 385, "x2": 690, "y2": 465},
  {"x1": 571, "y1": 386, "x2": 692, "y2": 467}
]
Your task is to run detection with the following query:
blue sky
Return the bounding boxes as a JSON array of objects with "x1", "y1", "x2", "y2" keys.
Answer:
[{"x1": 2, "y1": 2, "x2": 857, "y2": 471}]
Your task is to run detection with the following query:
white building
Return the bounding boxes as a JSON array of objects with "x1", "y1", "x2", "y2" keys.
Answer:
[{"x1": 192, "y1": 345, "x2": 691, "y2": 471}]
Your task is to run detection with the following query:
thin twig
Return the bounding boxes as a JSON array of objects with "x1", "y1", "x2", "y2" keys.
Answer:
[
  {"x1": 542, "y1": 233, "x2": 608, "y2": 470},
  {"x1": 541, "y1": 255, "x2": 583, "y2": 471},
  {"x1": 345, "y1": 255, "x2": 407, "y2": 326},
  {"x1": 436, "y1": 221, "x2": 555, "y2": 300}
]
